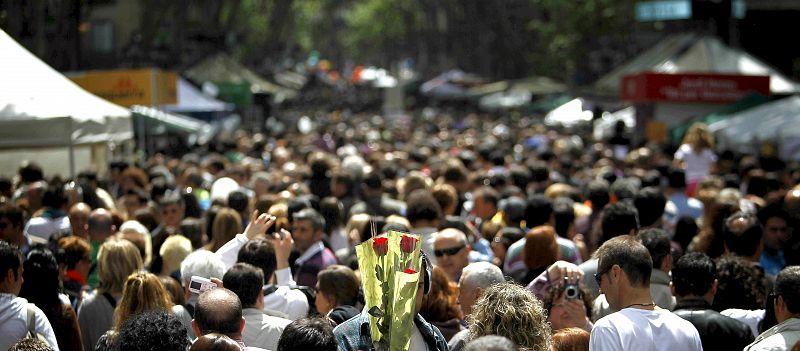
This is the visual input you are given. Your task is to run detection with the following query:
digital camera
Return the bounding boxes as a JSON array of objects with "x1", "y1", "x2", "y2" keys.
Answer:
[
  {"x1": 564, "y1": 277, "x2": 582, "y2": 300},
  {"x1": 188, "y1": 275, "x2": 217, "y2": 294}
]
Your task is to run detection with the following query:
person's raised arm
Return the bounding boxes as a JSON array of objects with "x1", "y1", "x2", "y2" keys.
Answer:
[
  {"x1": 527, "y1": 260, "x2": 585, "y2": 300},
  {"x1": 269, "y1": 228, "x2": 296, "y2": 286},
  {"x1": 216, "y1": 210, "x2": 276, "y2": 270}
]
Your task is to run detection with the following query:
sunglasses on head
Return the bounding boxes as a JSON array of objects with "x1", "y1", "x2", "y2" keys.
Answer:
[{"x1": 434, "y1": 245, "x2": 465, "y2": 257}]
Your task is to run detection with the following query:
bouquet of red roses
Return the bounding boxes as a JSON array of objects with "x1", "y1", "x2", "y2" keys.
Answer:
[{"x1": 355, "y1": 230, "x2": 422, "y2": 351}]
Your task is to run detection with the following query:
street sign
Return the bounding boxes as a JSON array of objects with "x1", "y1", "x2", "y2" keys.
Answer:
[{"x1": 636, "y1": 0, "x2": 692, "y2": 22}]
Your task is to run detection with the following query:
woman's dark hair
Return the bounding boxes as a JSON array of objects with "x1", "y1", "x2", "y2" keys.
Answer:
[
  {"x1": 189, "y1": 333, "x2": 240, "y2": 351},
  {"x1": 116, "y1": 310, "x2": 189, "y2": 351},
  {"x1": 317, "y1": 265, "x2": 359, "y2": 307},
  {"x1": 712, "y1": 254, "x2": 768, "y2": 311},
  {"x1": 204, "y1": 205, "x2": 222, "y2": 245},
  {"x1": 420, "y1": 266, "x2": 462, "y2": 323},
  {"x1": 19, "y1": 246, "x2": 61, "y2": 314},
  {"x1": 181, "y1": 190, "x2": 202, "y2": 219},
  {"x1": 276, "y1": 317, "x2": 337, "y2": 351},
  {"x1": 179, "y1": 218, "x2": 204, "y2": 250},
  {"x1": 496, "y1": 227, "x2": 526, "y2": 251},
  {"x1": 673, "y1": 216, "x2": 698, "y2": 254},
  {"x1": 319, "y1": 197, "x2": 343, "y2": 235}
]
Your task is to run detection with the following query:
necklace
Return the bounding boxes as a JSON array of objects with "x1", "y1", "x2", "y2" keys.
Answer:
[{"x1": 625, "y1": 302, "x2": 656, "y2": 309}]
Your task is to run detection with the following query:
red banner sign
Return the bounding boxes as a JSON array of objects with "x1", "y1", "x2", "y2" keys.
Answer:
[{"x1": 621, "y1": 72, "x2": 770, "y2": 103}]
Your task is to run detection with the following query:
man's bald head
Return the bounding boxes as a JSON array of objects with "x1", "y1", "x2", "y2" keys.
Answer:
[
  {"x1": 436, "y1": 228, "x2": 468, "y2": 245},
  {"x1": 194, "y1": 288, "x2": 243, "y2": 336},
  {"x1": 87, "y1": 208, "x2": 114, "y2": 241},
  {"x1": 69, "y1": 203, "x2": 91, "y2": 238},
  {"x1": 785, "y1": 189, "x2": 800, "y2": 216}
]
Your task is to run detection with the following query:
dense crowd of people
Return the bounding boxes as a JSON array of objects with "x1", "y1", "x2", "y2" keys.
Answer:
[{"x1": 0, "y1": 109, "x2": 799, "y2": 351}]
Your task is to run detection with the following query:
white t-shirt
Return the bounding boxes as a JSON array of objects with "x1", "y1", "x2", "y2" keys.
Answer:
[
  {"x1": 590, "y1": 308, "x2": 702, "y2": 351},
  {"x1": 24, "y1": 216, "x2": 71, "y2": 241},
  {"x1": 674, "y1": 144, "x2": 717, "y2": 183},
  {"x1": 721, "y1": 308, "x2": 765, "y2": 339},
  {"x1": 409, "y1": 323, "x2": 427, "y2": 351}
]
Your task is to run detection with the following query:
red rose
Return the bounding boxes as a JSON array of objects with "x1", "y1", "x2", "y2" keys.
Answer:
[
  {"x1": 400, "y1": 235, "x2": 418, "y2": 253},
  {"x1": 404, "y1": 268, "x2": 417, "y2": 274},
  {"x1": 372, "y1": 237, "x2": 388, "y2": 256}
]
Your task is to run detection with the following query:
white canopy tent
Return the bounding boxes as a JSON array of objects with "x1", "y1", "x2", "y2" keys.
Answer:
[
  {"x1": 0, "y1": 29, "x2": 132, "y2": 178},
  {"x1": 708, "y1": 95, "x2": 800, "y2": 160},
  {"x1": 160, "y1": 77, "x2": 235, "y2": 114},
  {"x1": 594, "y1": 33, "x2": 800, "y2": 96}
]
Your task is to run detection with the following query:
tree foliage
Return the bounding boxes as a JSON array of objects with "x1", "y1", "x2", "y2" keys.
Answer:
[{"x1": 1, "y1": 0, "x2": 638, "y2": 83}]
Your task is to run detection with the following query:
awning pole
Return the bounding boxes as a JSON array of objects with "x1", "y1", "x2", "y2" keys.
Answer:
[{"x1": 68, "y1": 117, "x2": 75, "y2": 178}]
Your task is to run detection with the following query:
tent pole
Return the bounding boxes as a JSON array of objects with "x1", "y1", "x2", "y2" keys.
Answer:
[{"x1": 68, "y1": 117, "x2": 75, "y2": 179}]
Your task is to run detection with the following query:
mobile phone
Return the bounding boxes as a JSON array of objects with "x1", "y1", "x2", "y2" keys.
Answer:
[{"x1": 189, "y1": 275, "x2": 217, "y2": 294}]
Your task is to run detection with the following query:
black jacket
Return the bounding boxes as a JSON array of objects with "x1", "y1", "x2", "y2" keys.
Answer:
[{"x1": 672, "y1": 298, "x2": 754, "y2": 351}]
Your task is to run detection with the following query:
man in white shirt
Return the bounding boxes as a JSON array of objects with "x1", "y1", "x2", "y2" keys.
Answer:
[
  {"x1": 216, "y1": 211, "x2": 309, "y2": 320},
  {"x1": 744, "y1": 266, "x2": 800, "y2": 350},
  {"x1": 24, "y1": 184, "x2": 71, "y2": 241},
  {"x1": 0, "y1": 241, "x2": 59, "y2": 351},
  {"x1": 590, "y1": 236, "x2": 702, "y2": 351},
  {"x1": 224, "y1": 263, "x2": 292, "y2": 351}
]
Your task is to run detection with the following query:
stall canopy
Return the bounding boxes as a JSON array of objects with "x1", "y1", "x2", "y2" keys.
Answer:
[
  {"x1": 0, "y1": 29, "x2": 132, "y2": 177},
  {"x1": 708, "y1": 95, "x2": 800, "y2": 159},
  {"x1": 184, "y1": 53, "x2": 297, "y2": 103},
  {"x1": 669, "y1": 92, "x2": 769, "y2": 143},
  {"x1": 0, "y1": 29, "x2": 132, "y2": 148},
  {"x1": 420, "y1": 70, "x2": 484, "y2": 100},
  {"x1": 160, "y1": 77, "x2": 235, "y2": 119},
  {"x1": 594, "y1": 33, "x2": 800, "y2": 96},
  {"x1": 131, "y1": 105, "x2": 216, "y2": 145}
]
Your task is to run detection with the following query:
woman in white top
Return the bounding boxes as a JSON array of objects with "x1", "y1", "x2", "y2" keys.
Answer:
[{"x1": 674, "y1": 123, "x2": 717, "y2": 197}]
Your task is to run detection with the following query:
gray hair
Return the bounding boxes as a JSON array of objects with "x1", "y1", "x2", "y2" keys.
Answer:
[
  {"x1": 119, "y1": 220, "x2": 152, "y2": 267},
  {"x1": 464, "y1": 335, "x2": 517, "y2": 351},
  {"x1": 461, "y1": 262, "x2": 504, "y2": 290},
  {"x1": 180, "y1": 250, "x2": 226, "y2": 287}
]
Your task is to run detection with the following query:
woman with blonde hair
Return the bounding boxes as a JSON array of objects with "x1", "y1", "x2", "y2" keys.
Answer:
[
  {"x1": 77, "y1": 239, "x2": 143, "y2": 351},
  {"x1": 674, "y1": 123, "x2": 717, "y2": 196},
  {"x1": 467, "y1": 282, "x2": 552, "y2": 351},
  {"x1": 204, "y1": 207, "x2": 242, "y2": 252},
  {"x1": 94, "y1": 272, "x2": 174, "y2": 350}
]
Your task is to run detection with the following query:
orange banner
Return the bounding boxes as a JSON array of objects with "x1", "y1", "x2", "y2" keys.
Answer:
[{"x1": 67, "y1": 68, "x2": 176, "y2": 107}]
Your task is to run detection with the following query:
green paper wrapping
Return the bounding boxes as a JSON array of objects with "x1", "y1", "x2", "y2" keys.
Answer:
[{"x1": 355, "y1": 231, "x2": 423, "y2": 351}]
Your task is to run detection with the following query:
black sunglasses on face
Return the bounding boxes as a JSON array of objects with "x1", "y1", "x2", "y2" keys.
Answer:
[{"x1": 434, "y1": 245, "x2": 465, "y2": 257}]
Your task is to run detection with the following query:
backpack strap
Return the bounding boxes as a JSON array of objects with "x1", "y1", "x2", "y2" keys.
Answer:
[
  {"x1": 26, "y1": 304, "x2": 36, "y2": 337},
  {"x1": 102, "y1": 292, "x2": 117, "y2": 308}
]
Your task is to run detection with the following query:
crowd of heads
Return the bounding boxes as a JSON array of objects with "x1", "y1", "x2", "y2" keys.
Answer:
[{"x1": 0, "y1": 111, "x2": 798, "y2": 351}]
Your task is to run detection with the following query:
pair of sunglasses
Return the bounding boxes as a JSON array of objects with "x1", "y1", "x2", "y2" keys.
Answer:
[{"x1": 434, "y1": 245, "x2": 465, "y2": 257}]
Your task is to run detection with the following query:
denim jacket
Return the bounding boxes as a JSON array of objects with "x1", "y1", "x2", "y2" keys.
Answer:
[{"x1": 333, "y1": 312, "x2": 449, "y2": 351}]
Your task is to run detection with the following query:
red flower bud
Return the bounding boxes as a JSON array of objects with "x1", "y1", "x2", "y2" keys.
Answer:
[
  {"x1": 400, "y1": 235, "x2": 418, "y2": 254},
  {"x1": 372, "y1": 237, "x2": 388, "y2": 256}
]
